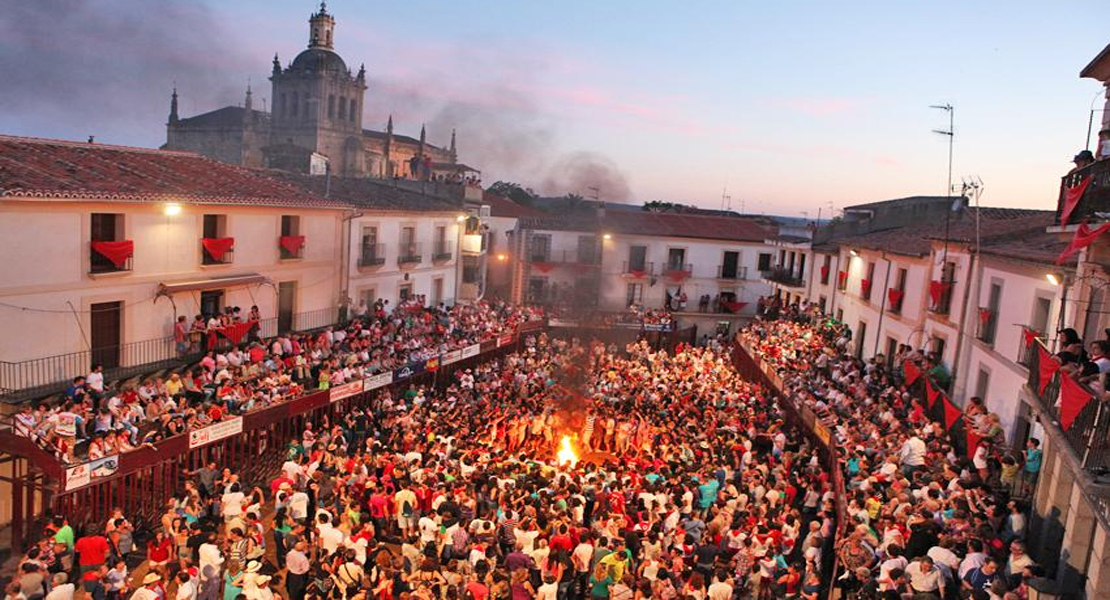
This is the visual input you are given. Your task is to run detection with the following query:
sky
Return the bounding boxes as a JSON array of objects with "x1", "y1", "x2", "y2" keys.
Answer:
[{"x1": 0, "y1": 0, "x2": 1107, "y2": 217}]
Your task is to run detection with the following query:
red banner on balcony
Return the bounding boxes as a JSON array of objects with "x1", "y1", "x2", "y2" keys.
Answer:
[
  {"x1": 1056, "y1": 221, "x2": 1110, "y2": 265},
  {"x1": 90, "y1": 240, "x2": 134, "y2": 267},
  {"x1": 837, "y1": 271, "x2": 847, "y2": 286},
  {"x1": 820, "y1": 265, "x2": 830, "y2": 282},
  {"x1": 978, "y1": 307, "x2": 992, "y2": 325},
  {"x1": 722, "y1": 301, "x2": 748, "y2": 314},
  {"x1": 860, "y1": 278, "x2": 872, "y2": 298},
  {"x1": 216, "y1": 320, "x2": 257, "y2": 344},
  {"x1": 1060, "y1": 374, "x2": 1094, "y2": 431},
  {"x1": 629, "y1": 270, "x2": 646, "y2": 278},
  {"x1": 202, "y1": 237, "x2": 235, "y2": 261},
  {"x1": 1022, "y1": 327, "x2": 1038, "y2": 348},
  {"x1": 887, "y1": 288, "x2": 904, "y2": 308},
  {"x1": 943, "y1": 397, "x2": 962, "y2": 430},
  {"x1": 279, "y1": 235, "x2": 305, "y2": 255},
  {"x1": 1037, "y1": 345, "x2": 1060, "y2": 395},
  {"x1": 532, "y1": 262, "x2": 556, "y2": 273},
  {"x1": 928, "y1": 280, "x2": 950, "y2": 306},
  {"x1": 903, "y1": 360, "x2": 922, "y2": 385},
  {"x1": 667, "y1": 269, "x2": 691, "y2": 282},
  {"x1": 1059, "y1": 175, "x2": 1093, "y2": 226},
  {"x1": 925, "y1": 378, "x2": 941, "y2": 408}
]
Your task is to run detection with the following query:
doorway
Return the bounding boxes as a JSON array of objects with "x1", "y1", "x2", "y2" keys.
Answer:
[
  {"x1": 278, "y1": 281, "x2": 296, "y2": 333},
  {"x1": 721, "y1": 251, "x2": 739, "y2": 279},
  {"x1": 200, "y1": 290, "x2": 224, "y2": 318},
  {"x1": 90, "y1": 301, "x2": 122, "y2": 369}
]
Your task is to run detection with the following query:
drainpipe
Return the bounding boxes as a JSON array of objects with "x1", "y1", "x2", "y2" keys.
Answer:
[
  {"x1": 873, "y1": 252, "x2": 893, "y2": 357},
  {"x1": 829, "y1": 251, "x2": 842, "y2": 318},
  {"x1": 950, "y1": 247, "x2": 978, "y2": 396}
]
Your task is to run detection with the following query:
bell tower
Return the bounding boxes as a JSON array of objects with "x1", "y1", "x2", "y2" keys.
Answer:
[{"x1": 309, "y1": 2, "x2": 335, "y2": 49}]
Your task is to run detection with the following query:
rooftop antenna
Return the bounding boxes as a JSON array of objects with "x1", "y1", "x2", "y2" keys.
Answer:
[
  {"x1": 931, "y1": 103, "x2": 955, "y2": 263},
  {"x1": 721, "y1": 187, "x2": 732, "y2": 211}
]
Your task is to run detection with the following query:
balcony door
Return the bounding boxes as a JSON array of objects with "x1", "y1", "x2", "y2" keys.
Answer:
[
  {"x1": 667, "y1": 248, "x2": 686, "y2": 271},
  {"x1": 721, "y1": 251, "x2": 739, "y2": 278},
  {"x1": 278, "y1": 281, "x2": 296, "y2": 333},
  {"x1": 90, "y1": 301, "x2": 122, "y2": 369},
  {"x1": 628, "y1": 246, "x2": 647, "y2": 272}
]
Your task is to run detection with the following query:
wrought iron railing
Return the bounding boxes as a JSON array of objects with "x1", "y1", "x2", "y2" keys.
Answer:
[
  {"x1": 358, "y1": 243, "x2": 386, "y2": 267},
  {"x1": 1056, "y1": 159, "x2": 1110, "y2": 224},
  {"x1": 432, "y1": 240, "x2": 453, "y2": 261},
  {"x1": 398, "y1": 242, "x2": 422, "y2": 265},
  {"x1": 762, "y1": 266, "x2": 804, "y2": 287},
  {"x1": 1026, "y1": 338, "x2": 1110, "y2": 472},
  {"x1": 622, "y1": 261, "x2": 653, "y2": 276},
  {"x1": 717, "y1": 265, "x2": 748, "y2": 280}
]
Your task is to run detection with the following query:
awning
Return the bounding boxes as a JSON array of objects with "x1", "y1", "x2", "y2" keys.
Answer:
[{"x1": 157, "y1": 273, "x2": 270, "y2": 296}]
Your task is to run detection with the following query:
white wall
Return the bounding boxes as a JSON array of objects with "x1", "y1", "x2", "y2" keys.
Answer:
[{"x1": 347, "y1": 212, "x2": 461, "y2": 307}]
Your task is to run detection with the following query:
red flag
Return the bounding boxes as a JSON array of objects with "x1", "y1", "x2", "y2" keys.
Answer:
[
  {"x1": 943, "y1": 398, "x2": 962, "y2": 430},
  {"x1": 279, "y1": 235, "x2": 305, "y2": 255},
  {"x1": 1059, "y1": 175, "x2": 1093, "y2": 226},
  {"x1": 820, "y1": 265, "x2": 830, "y2": 283},
  {"x1": 929, "y1": 280, "x2": 950, "y2": 306},
  {"x1": 1056, "y1": 222, "x2": 1110, "y2": 265},
  {"x1": 978, "y1": 308, "x2": 992, "y2": 325},
  {"x1": 1022, "y1": 328, "x2": 1038, "y2": 348},
  {"x1": 887, "y1": 288, "x2": 904, "y2": 309},
  {"x1": 219, "y1": 320, "x2": 255, "y2": 344},
  {"x1": 1037, "y1": 345, "x2": 1061, "y2": 395},
  {"x1": 903, "y1": 360, "x2": 921, "y2": 385},
  {"x1": 667, "y1": 269, "x2": 690, "y2": 282},
  {"x1": 202, "y1": 237, "x2": 235, "y2": 261},
  {"x1": 837, "y1": 271, "x2": 848, "y2": 287},
  {"x1": 860, "y1": 279, "x2": 872, "y2": 298},
  {"x1": 1059, "y1": 375, "x2": 1093, "y2": 431},
  {"x1": 925, "y1": 378, "x2": 941, "y2": 408},
  {"x1": 629, "y1": 270, "x2": 646, "y2": 278},
  {"x1": 90, "y1": 240, "x2": 134, "y2": 267}
]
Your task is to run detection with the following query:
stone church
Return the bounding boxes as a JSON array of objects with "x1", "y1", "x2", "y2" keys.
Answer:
[{"x1": 164, "y1": 2, "x2": 470, "y2": 180}]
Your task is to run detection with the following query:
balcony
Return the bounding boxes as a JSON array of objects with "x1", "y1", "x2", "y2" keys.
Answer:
[
  {"x1": 1056, "y1": 159, "x2": 1110, "y2": 224},
  {"x1": 1026, "y1": 339, "x2": 1110, "y2": 472},
  {"x1": 432, "y1": 241, "x2": 453, "y2": 262},
  {"x1": 278, "y1": 235, "x2": 305, "y2": 260},
  {"x1": 762, "y1": 266, "x2": 805, "y2": 288},
  {"x1": 358, "y1": 243, "x2": 386, "y2": 267},
  {"x1": 398, "y1": 242, "x2": 422, "y2": 266},
  {"x1": 663, "y1": 262, "x2": 693, "y2": 279},
  {"x1": 89, "y1": 240, "x2": 133, "y2": 274},
  {"x1": 622, "y1": 261, "x2": 654, "y2": 277},
  {"x1": 200, "y1": 238, "x2": 234, "y2": 266},
  {"x1": 929, "y1": 279, "x2": 956, "y2": 316},
  {"x1": 717, "y1": 265, "x2": 749, "y2": 281}
]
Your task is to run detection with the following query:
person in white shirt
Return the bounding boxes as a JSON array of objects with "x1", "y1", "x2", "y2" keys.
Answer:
[
  {"x1": 221, "y1": 483, "x2": 245, "y2": 522},
  {"x1": 899, "y1": 435, "x2": 927, "y2": 477},
  {"x1": 43, "y1": 573, "x2": 75, "y2": 600},
  {"x1": 316, "y1": 514, "x2": 345, "y2": 556},
  {"x1": 706, "y1": 571, "x2": 733, "y2": 600},
  {"x1": 130, "y1": 573, "x2": 163, "y2": 600},
  {"x1": 175, "y1": 572, "x2": 198, "y2": 600}
]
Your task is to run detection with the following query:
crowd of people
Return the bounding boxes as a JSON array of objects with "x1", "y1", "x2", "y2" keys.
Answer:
[
  {"x1": 739, "y1": 301, "x2": 1040, "y2": 599},
  {"x1": 11, "y1": 299, "x2": 543, "y2": 464},
  {"x1": 9, "y1": 328, "x2": 842, "y2": 600}
]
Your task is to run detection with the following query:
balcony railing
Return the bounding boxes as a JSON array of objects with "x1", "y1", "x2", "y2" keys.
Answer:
[
  {"x1": 530, "y1": 250, "x2": 601, "y2": 266},
  {"x1": 622, "y1": 261, "x2": 654, "y2": 277},
  {"x1": 762, "y1": 266, "x2": 805, "y2": 287},
  {"x1": 432, "y1": 241, "x2": 453, "y2": 262},
  {"x1": 358, "y1": 243, "x2": 386, "y2": 267},
  {"x1": 717, "y1": 265, "x2": 748, "y2": 280},
  {"x1": 0, "y1": 307, "x2": 341, "y2": 401},
  {"x1": 664, "y1": 262, "x2": 693, "y2": 276},
  {"x1": 1056, "y1": 159, "x2": 1110, "y2": 224},
  {"x1": 398, "y1": 242, "x2": 422, "y2": 265},
  {"x1": 89, "y1": 247, "x2": 133, "y2": 274},
  {"x1": 200, "y1": 239, "x2": 234, "y2": 265},
  {"x1": 1026, "y1": 338, "x2": 1110, "y2": 472}
]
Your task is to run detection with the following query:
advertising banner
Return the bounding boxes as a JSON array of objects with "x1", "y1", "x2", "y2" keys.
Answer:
[
  {"x1": 364, "y1": 371, "x2": 394, "y2": 391},
  {"x1": 330, "y1": 380, "x2": 364, "y2": 402},
  {"x1": 189, "y1": 417, "x2": 244, "y2": 449}
]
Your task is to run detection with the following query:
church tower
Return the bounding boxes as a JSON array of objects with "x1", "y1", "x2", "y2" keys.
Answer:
[{"x1": 268, "y1": 1, "x2": 367, "y2": 176}]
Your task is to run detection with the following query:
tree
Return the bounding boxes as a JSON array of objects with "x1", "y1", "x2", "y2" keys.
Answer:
[{"x1": 486, "y1": 181, "x2": 536, "y2": 206}]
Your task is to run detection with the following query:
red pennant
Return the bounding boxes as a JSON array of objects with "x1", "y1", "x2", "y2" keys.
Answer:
[
  {"x1": 202, "y1": 237, "x2": 235, "y2": 261},
  {"x1": 1059, "y1": 375, "x2": 1094, "y2": 431},
  {"x1": 1022, "y1": 328, "x2": 1038, "y2": 348},
  {"x1": 860, "y1": 279, "x2": 872, "y2": 298},
  {"x1": 966, "y1": 429, "x2": 983, "y2": 457},
  {"x1": 722, "y1": 301, "x2": 748, "y2": 314},
  {"x1": 629, "y1": 270, "x2": 646, "y2": 278},
  {"x1": 533, "y1": 262, "x2": 556, "y2": 273},
  {"x1": 218, "y1": 320, "x2": 256, "y2": 344},
  {"x1": 925, "y1": 378, "x2": 940, "y2": 408},
  {"x1": 1037, "y1": 345, "x2": 1061, "y2": 395},
  {"x1": 820, "y1": 265, "x2": 830, "y2": 283},
  {"x1": 1056, "y1": 222, "x2": 1110, "y2": 265},
  {"x1": 90, "y1": 240, "x2": 134, "y2": 267},
  {"x1": 929, "y1": 280, "x2": 951, "y2": 306},
  {"x1": 279, "y1": 235, "x2": 305, "y2": 255},
  {"x1": 887, "y1": 288, "x2": 904, "y2": 309},
  {"x1": 903, "y1": 360, "x2": 922, "y2": 385},
  {"x1": 1059, "y1": 175, "x2": 1093, "y2": 226},
  {"x1": 943, "y1": 398, "x2": 962, "y2": 430}
]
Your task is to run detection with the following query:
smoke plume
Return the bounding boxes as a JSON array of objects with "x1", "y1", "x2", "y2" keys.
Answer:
[{"x1": 539, "y1": 151, "x2": 630, "y2": 202}]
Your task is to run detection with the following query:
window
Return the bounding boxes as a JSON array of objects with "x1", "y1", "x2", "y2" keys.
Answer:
[
  {"x1": 577, "y1": 235, "x2": 599, "y2": 265},
  {"x1": 820, "y1": 255, "x2": 831, "y2": 285},
  {"x1": 667, "y1": 248, "x2": 687, "y2": 271},
  {"x1": 360, "y1": 288, "x2": 377, "y2": 308},
  {"x1": 90, "y1": 213, "x2": 126, "y2": 273},
  {"x1": 835, "y1": 308, "x2": 843, "y2": 322},
  {"x1": 302, "y1": 92, "x2": 309, "y2": 118},
  {"x1": 979, "y1": 281, "x2": 1002, "y2": 344},
  {"x1": 796, "y1": 253, "x2": 806, "y2": 280},
  {"x1": 280, "y1": 93, "x2": 288, "y2": 117},
  {"x1": 359, "y1": 226, "x2": 383, "y2": 266},
  {"x1": 975, "y1": 366, "x2": 991, "y2": 401},
  {"x1": 886, "y1": 337, "x2": 898, "y2": 367},
  {"x1": 530, "y1": 235, "x2": 551, "y2": 262},
  {"x1": 290, "y1": 92, "x2": 298, "y2": 117},
  {"x1": 434, "y1": 226, "x2": 450, "y2": 260},
  {"x1": 201, "y1": 214, "x2": 230, "y2": 265},
  {"x1": 628, "y1": 245, "x2": 647, "y2": 273},
  {"x1": 398, "y1": 284, "x2": 413, "y2": 302},
  {"x1": 338, "y1": 97, "x2": 347, "y2": 121},
  {"x1": 280, "y1": 215, "x2": 302, "y2": 259},
  {"x1": 931, "y1": 336, "x2": 947, "y2": 362},
  {"x1": 328, "y1": 94, "x2": 336, "y2": 119},
  {"x1": 758, "y1": 253, "x2": 773, "y2": 272},
  {"x1": 1031, "y1": 296, "x2": 1052, "y2": 336},
  {"x1": 432, "y1": 278, "x2": 444, "y2": 306},
  {"x1": 856, "y1": 321, "x2": 867, "y2": 359},
  {"x1": 626, "y1": 283, "x2": 644, "y2": 306},
  {"x1": 200, "y1": 290, "x2": 224, "y2": 318},
  {"x1": 348, "y1": 98, "x2": 357, "y2": 121},
  {"x1": 399, "y1": 226, "x2": 420, "y2": 264},
  {"x1": 933, "y1": 261, "x2": 956, "y2": 314},
  {"x1": 818, "y1": 295, "x2": 827, "y2": 313},
  {"x1": 721, "y1": 251, "x2": 740, "y2": 279}
]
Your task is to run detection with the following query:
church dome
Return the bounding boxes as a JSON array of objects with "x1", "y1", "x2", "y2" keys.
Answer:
[{"x1": 290, "y1": 48, "x2": 347, "y2": 73}]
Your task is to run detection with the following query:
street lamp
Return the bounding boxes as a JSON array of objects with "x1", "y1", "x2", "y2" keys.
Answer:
[
  {"x1": 603, "y1": 233, "x2": 612, "y2": 240},
  {"x1": 164, "y1": 202, "x2": 182, "y2": 216},
  {"x1": 1046, "y1": 273, "x2": 1061, "y2": 286}
]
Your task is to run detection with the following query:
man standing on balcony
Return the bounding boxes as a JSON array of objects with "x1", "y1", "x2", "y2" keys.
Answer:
[{"x1": 1072, "y1": 149, "x2": 1095, "y2": 173}]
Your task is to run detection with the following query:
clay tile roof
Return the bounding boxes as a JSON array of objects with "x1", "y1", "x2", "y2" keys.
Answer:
[
  {"x1": 520, "y1": 211, "x2": 773, "y2": 243},
  {"x1": 481, "y1": 192, "x2": 545, "y2": 218},
  {"x1": 266, "y1": 172, "x2": 461, "y2": 212},
  {"x1": 0, "y1": 135, "x2": 349, "y2": 209},
  {"x1": 831, "y1": 207, "x2": 1058, "y2": 257}
]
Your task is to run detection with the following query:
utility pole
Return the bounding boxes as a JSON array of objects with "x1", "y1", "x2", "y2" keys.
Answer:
[{"x1": 931, "y1": 103, "x2": 955, "y2": 262}]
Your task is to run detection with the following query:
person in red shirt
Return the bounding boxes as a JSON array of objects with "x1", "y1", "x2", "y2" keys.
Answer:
[
  {"x1": 74, "y1": 530, "x2": 110, "y2": 573},
  {"x1": 147, "y1": 530, "x2": 173, "y2": 572}
]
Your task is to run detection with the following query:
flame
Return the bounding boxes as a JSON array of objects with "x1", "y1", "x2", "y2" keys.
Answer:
[{"x1": 556, "y1": 435, "x2": 578, "y2": 468}]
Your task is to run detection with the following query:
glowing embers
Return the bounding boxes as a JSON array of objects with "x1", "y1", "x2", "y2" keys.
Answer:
[{"x1": 556, "y1": 435, "x2": 578, "y2": 468}]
